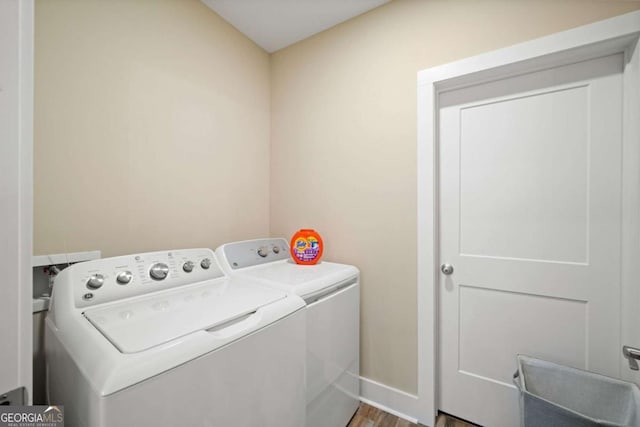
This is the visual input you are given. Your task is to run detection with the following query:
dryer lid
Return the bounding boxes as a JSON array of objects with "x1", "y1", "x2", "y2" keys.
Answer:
[
  {"x1": 83, "y1": 278, "x2": 286, "y2": 353},
  {"x1": 238, "y1": 260, "x2": 359, "y2": 298}
]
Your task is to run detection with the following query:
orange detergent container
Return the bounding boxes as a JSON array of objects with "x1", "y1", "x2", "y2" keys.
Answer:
[{"x1": 290, "y1": 229, "x2": 324, "y2": 265}]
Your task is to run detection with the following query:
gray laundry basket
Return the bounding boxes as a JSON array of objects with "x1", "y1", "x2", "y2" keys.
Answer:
[{"x1": 513, "y1": 355, "x2": 640, "y2": 427}]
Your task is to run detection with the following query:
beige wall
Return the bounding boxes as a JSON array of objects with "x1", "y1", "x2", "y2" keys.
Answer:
[
  {"x1": 270, "y1": 0, "x2": 640, "y2": 394},
  {"x1": 35, "y1": 0, "x2": 270, "y2": 257}
]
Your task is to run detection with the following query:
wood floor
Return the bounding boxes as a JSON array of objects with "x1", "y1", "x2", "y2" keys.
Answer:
[{"x1": 348, "y1": 404, "x2": 477, "y2": 427}]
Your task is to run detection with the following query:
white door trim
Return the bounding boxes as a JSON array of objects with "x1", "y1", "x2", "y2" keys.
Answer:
[
  {"x1": 417, "y1": 10, "x2": 640, "y2": 426},
  {"x1": 0, "y1": 0, "x2": 33, "y2": 403},
  {"x1": 18, "y1": 0, "x2": 34, "y2": 403}
]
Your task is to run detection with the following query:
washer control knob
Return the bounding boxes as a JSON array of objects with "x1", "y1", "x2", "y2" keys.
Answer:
[
  {"x1": 116, "y1": 271, "x2": 133, "y2": 285},
  {"x1": 86, "y1": 274, "x2": 104, "y2": 290},
  {"x1": 272, "y1": 246, "x2": 280, "y2": 254},
  {"x1": 257, "y1": 246, "x2": 269, "y2": 257},
  {"x1": 183, "y1": 261, "x2": 195, "y2": 273},
  {"x1": 200, "y1": 258, "x2": 212, "y2": 270},
  {"x1": 149, "y1": 263, "x2": 170, "y2": 280}
]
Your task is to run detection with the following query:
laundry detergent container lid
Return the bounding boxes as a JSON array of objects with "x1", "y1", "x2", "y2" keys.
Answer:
[{"x1": 514, "y1": 355, "x2": 640, "y2": 427}]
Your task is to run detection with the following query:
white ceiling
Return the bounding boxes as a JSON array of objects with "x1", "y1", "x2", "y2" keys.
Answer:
[{"x1": 201, "y1": 0, "x2": 391, "y2": 53}]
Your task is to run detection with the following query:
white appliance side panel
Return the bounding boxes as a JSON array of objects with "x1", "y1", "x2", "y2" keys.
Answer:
[
  {"x1": 306, "y1": 283, "x2": 360, "y2": 427},
  {"x1": 101, "y1": 309, "x2": 306, "y2": 427},
  {"x1": 46, "y1": 330, "x2": 96, "y2": 427}
]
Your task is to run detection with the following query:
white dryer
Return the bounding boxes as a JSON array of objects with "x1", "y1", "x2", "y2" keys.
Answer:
[
  {"x1": 215, "y1": 238, "x2": 360, "y2": 427},
  {"x1": 45, "y1": 248, "x2": 306, "y2": 427}
]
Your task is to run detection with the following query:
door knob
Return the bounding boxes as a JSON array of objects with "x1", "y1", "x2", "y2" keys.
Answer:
[{"x1": 441, "y1": 264, "x2": 454, "y2": 275}]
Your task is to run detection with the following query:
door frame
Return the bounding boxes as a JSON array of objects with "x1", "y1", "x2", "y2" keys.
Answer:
[
  {"x1": 0, "y1": 0, "x2": 33, "y2": 403},
  {"x1": 417, "y1": 11, "x2": 640, "y2": 426}
]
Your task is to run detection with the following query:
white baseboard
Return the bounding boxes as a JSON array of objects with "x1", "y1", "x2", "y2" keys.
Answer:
[{"x1": 359, "y1": 376, "x2": 419, "y2": 424}]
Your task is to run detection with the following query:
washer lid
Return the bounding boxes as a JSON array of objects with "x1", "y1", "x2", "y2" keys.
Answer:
[
  {"x1": 238, "y1": 260, "x2": 359, "y2": 298},
  {"x1": 83, "y1": 278, "x2": 286, "y2": 353}
]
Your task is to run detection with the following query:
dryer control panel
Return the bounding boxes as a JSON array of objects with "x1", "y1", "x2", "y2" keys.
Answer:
[
  {"x1": 218, "y1": 238, "x2": 290, "y2": 270},
  {"x1": 52, "y1": 248, "x2": 224, "y2": 309}
]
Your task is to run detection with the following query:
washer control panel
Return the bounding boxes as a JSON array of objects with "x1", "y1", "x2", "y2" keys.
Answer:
[
  {"x1": 64, "y1": 248, "x2": 223, "y2": 308},
  {"x1": 220, "y1": 238, "x2": 290, "y2": 270}
]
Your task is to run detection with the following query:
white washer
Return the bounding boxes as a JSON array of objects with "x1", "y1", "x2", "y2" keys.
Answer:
[
  {"x1": 45, "y1": 248, "x2": 306, "y2": 427},
  {"x1": 215, "y1": 238, "x2": 360, "y2": 427}
]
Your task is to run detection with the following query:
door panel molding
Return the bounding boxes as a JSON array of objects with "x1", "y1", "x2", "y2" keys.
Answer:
[{"x1": 417, "y1": 10, "x2": 640, "y2": 426}]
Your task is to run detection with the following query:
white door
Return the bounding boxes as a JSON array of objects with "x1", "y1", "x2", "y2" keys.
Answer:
[{"x1": 438, "y1": 53, "x2": 624, "y2": 427}]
